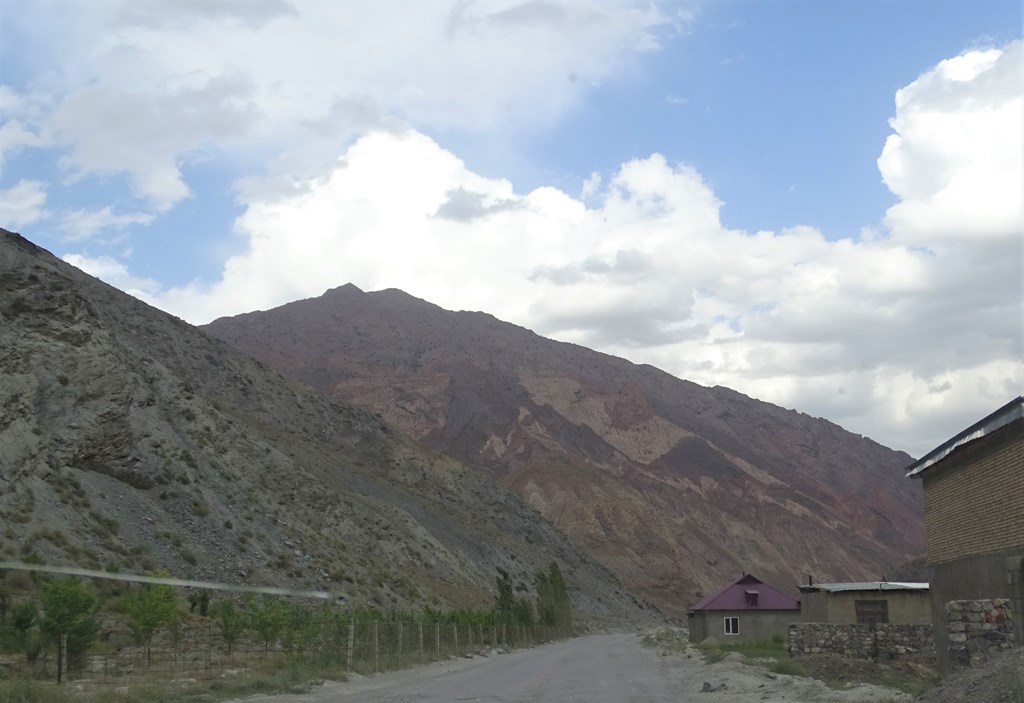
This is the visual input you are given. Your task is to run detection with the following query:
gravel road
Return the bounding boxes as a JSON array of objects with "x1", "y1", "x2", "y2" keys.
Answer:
[
  {"x1": 241, "y1": 633, "x2": 677, "y2": 703},
  {"x1": 236, "y1": 631, "x2": 912, "y2": 703}
]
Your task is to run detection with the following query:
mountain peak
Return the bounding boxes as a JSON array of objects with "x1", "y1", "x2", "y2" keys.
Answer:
[
  {"x1": 323, "y1": 282, "x2": 364, "y2": 296},
  {"x1": 204, "y1": 287, "x2": 926, "y2": 615}
]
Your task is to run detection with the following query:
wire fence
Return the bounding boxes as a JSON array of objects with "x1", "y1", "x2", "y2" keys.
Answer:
[
  {"x1": 0, "y1": 562, "x2": 577, "y2": 686},
  {"x1": 9, "y1": 611, "x2": 574, "y2": 685}
]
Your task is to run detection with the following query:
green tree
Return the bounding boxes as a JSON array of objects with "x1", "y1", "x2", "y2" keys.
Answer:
[
  {"x1": 512, "y1": 596, "x2": 535, "y2": 626},
  {"x1": 248, "y1": 595, "x2": 290, "y2": 653},
  {"x1": 212, "y1": 600, "x2": 247, "y2": 656},
  {"x1": 124, "y1": 578, "x2": 179, "y2": 665},
  {"x1": 494, "y1": 568, "x2": 515, "y2": 620},
  {"x1": 3, "y1": 599, "x2": 41, "y2": 659},
  {"x1": 40, "y1": 578, "x2": 100, "y2": 668},
  {"x1": 535, "y1": 562, "x2": 572, "y2": 627}
]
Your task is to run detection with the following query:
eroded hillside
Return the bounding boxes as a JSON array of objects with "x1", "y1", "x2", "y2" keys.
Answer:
[
  {"x1": 205, "y1": 284, "x2": 925, "y2": 615},
  {"x1": 0, "y1": 229, "x2": 653, "y2": 624}
]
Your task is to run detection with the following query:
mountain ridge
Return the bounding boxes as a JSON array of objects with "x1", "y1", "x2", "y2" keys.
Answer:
[
  {"x1": 204, "y1": 283, "x2": 925, "y2": 615},
  {"x1": 0, "y1": 229, "x2": 654, "y2": 624}
]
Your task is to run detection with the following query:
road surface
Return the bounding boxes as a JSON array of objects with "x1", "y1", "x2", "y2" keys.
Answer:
[
  {"x1": 237, "y1": 631, "x2": 912, "y2": 703},
  {"x1": 245, "y1": 633, "x2": 678, "y2": 703}
]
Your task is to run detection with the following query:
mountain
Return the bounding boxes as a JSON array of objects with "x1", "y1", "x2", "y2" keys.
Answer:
[
  {"x1": 204, "y1": 284, "x2": 926, "y2": 615},
  {"x1": 0, "y1": 229, "x2": 654, "y2": 623}
]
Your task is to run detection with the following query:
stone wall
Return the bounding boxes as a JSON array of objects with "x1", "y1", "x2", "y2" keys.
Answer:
[
  {"x1": 788, "y1": 623, "x2": 934, "y2": 660},
  {"x1": 946, "y1": 598, "x2": 1014, "y2": 667}
]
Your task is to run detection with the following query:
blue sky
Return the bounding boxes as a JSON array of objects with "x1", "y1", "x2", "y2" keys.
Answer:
[{"x1": 0, "y1": 0, "x2": 1021, "y2": 457}]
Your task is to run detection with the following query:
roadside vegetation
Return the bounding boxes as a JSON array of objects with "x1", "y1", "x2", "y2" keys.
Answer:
[
  {"x1": 0, "y1": 561, "x2": 574, "y2": 700},
  {"x1": 643, "y1": 628, "x2": 936, "y2": 698}
]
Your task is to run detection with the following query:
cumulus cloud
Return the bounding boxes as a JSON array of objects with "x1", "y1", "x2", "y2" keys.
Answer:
[
  {"x1": 52, "y1": 74, "x2": 260, "y2": 211},
  {"x1": 61, "y1": 253, "x2": 161, "y2": 301},
  {"x1": 434, "y1": 186, "x2": 524, "y2": 222},
  {"x1": 21, "y1": 23, "x2": 1023, "y2": 456},
  {"x1": 879, "y1": 41, "x2": 1022, "y2": 248},
  {"x1": 138, "y1": 101, "x2": 1015, "y2": 457},
  {"x1": 0, "y1": 180, "x2": 49, "y2": 227},
  {"x1": 58, "y1": 206, "x2": 154, "y2": 241},
  {"x1": 0, "y1": 85, "x2": 50, "y2": 169},
  {"x1": 5, "y1": 1, "x2": 676, "y2": 211}
]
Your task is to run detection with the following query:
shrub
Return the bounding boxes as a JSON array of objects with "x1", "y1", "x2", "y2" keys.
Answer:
[{"x1": 39, "y1": 578, "x2": 100, "y2": 669}]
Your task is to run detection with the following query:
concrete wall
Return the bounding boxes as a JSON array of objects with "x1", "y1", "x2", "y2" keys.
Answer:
[
  {"x1": 800, "y1": 590, "x2": 931, "y2": 625},
  {"x1": 788, "y1": 623, "x2": 934, "y2": 661},
  {"x1": 688, "y1": 609, "x2": 799, "y2": 643}
]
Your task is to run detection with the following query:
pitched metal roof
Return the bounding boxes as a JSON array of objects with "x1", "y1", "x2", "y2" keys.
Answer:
[
  {"x1": 688, "y1": 573, "x2": 800, "y2": 612},
  {"x1": 798, "y1": 581, "x2": 928, "y2": 593},
  {"x1": 905, "y1": 396, "x2": 1023, "y2": 478}
]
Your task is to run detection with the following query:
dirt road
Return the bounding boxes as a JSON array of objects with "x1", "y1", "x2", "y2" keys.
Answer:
[{"x1": 237, "y1": 632, "x2": 909, "y2": 703}]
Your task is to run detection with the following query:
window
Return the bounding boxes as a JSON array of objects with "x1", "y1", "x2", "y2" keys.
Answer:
[
  {"x1": 745, "y1": 590, "x2": 759, "y2": 607},
  {"x1": 855, "y1": 599, "x2": 889, "y2": 624},
  {"x1": 724, "y1": 617, "x2": 739, "y2": 635}
]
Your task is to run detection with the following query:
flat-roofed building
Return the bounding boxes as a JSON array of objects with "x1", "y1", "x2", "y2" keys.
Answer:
[{"x1": 799, "y1": 580, "x2": 930, "y2": 625}]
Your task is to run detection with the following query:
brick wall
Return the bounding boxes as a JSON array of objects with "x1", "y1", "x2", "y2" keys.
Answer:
[
  {"x1": 922, "y1": 427, "x2": 1023, "y2": 564},
  {"x1": 946, "y1": 599, "x2": 1014, "y2": 667},
  {"x1": 788, "y1": 623, "x2": 934, "y2": 660}
]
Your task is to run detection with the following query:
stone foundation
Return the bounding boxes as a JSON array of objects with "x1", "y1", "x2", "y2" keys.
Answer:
[
  {"x1": 788, "y1": 623, "x2": 933, "y2": 661},
  {"x1": 946, "y1": 598, "x2": 1014, "y2": 667}
]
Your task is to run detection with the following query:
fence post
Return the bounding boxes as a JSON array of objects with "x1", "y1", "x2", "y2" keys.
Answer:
[
  {"x1": 347, "y1": 618, "x2": 355, "y2": 672},
  {"x1": 435, "y1": 622, "x2": 440, "y2": 661},
  {"x1": 418, "y1": 618, "x2": 424, "y2": 665},
  {"x1": 398, "y1": 620, "x2": 404, "y2": 666},
  {"x1": 373, "y1": 621, "x2": 380, "y2": 673},
  {"x1": 492, "y1": 624, "x2": 497, "y2": 650},
  {"x1": 453, "y1": 622, "x2": 459, "y2": 657},
  {"x1": 57, "y1": 633, "x2": 67, "y2": 684}
]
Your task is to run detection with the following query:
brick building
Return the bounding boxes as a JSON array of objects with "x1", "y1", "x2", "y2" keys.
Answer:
[{"x1": 905, "y1": 396, "x2": 1023, "y2": 668}]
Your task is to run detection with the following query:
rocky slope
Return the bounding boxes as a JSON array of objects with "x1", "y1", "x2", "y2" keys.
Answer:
[
  {"x1": 204, "y1": 284, "x2": 926, "y2": 616},
  {"x1": 0, "y1": 229, "x2": 654, "y2": 623}
]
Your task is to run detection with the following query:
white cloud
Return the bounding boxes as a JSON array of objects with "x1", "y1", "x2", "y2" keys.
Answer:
[
  {"x1": 52, "y1": 75, "x2": 260, "y2": 211},
  {"x1": 61, "y1": 253, "x2": 161, "y2": 301},
  {"x1": 137, "y1": 65, "x2": 1019, "y2": 455},
  {"x1": 58, "y1": 206, "x2": 154, "y2": 241},
  {"x1": 0, "y1": 85, "x2": 51, "y2": 170},
  {"x1": 878, "y1": 41, "x2": 1023, "y2": 248},
  {"x1": 10, "y1": 15, "x2": 1019, "y2": 457},
  {"x1": 0, "y1": 180, "x2": 49, "y2": 227},
  {"x1": 6, "y1": 1, "x2": 676, "y2": 211}
]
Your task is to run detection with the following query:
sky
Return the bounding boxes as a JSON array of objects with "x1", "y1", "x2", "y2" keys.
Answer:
[{"x1": 0, "y1": 0, "x2": 1021, "y2": 459}]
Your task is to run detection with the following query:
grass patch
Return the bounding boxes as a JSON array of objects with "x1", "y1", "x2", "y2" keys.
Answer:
[
  {"x1": 874, "y1": 669, "x2": 936, "y2": 696},
  {"x1": 769, "y1": 657, "x2": 810, "y2": 677},
  {"x1": 0, "y1": 666, "x2": 341, "y2": 703},
  {"x1": 698, "y1": 636, "x2": 789, "y2": 665}
]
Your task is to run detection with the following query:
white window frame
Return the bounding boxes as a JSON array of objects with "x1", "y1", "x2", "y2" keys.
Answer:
[{"x1": 724, "y1": 616, "x2": 739, "y2": 636}]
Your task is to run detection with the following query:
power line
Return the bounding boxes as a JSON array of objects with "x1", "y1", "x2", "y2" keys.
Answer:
[{"x1": 0, "y1": 561, "x2": 347, "y2": 603}]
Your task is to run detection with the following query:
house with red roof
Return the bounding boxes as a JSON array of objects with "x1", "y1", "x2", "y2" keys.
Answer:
[{"x1": 688, "y1": 573, "x2": 800, "y2": 643}]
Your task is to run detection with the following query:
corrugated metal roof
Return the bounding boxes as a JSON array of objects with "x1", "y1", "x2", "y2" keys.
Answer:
[
  {"x1": 905, "y1": 396, "x2": 1023, "y2": 478},
  {"x1": 799, "y1": 581, "x2": 928, "y2": 593}
]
